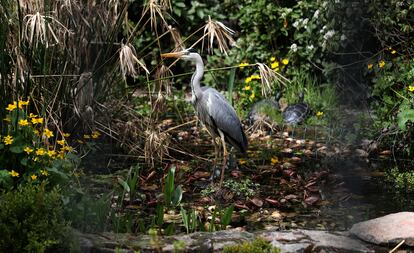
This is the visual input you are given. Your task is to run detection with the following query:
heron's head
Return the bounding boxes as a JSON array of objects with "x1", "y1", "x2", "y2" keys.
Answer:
[{"x1": 161, "y1": 48, "x2": 201, "y2": 62}]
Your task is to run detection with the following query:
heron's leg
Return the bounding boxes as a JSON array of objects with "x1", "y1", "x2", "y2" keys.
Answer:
[
  {"x1": 209, "y1": 137, "x2": 220, "y2": 181},
  {"x1": 218, "y1": 130, "x2": 228, "y2": 187}
]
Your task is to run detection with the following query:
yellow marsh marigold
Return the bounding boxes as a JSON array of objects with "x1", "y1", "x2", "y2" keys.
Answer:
[
  {"x1": 3, "y1": 135, "x2": 13, "y2": 145},
  {"x1": 408, "y1": 86, "x2": 414, "y2": 92},
  {"x1": 9, "y1": 170, "x2": 19, "y2": 177},
  {"x1": 31, "y1": 117, "x2": 44, "y2": 124},
  {"x1": 83, "y1": 134, "x2": 91, "y2": 139},
  {"x1": 29, "y1": 113, "x2": 38, "y2": 118},
  {"x1": 270, "y1": 56, "x2": 276, "y2": 62},
  {"x1": 18, "y1": 119, "x2": 29, "y2": 126},
  {"x1": 57, "y1": 139, "x2": 65, "y2": 146},
  {"x1": 47, "y1": 150, "x2": 56, "y2": 157},
  {"x1": 245, "y1": 85, "x2": 251, "y2": 91},
  {"x1": 316, "y1": 111, "x2": 324, "y2": 117},
  {"x1": 36, "y1": 148, "x2": 46, "y2": 156},
  {"x1": 239, "y1": 158, "x2": 247, "y2": 165},
  {"x1": 239, "y1": 62, "x2": 249, "y2": 68},
  {"x1": 40, "y1": 169, "x2": 48, "y2": 176},
  {"x1": 19, "y1": 99, "x2": 29, "y2": 106},
  {"x1": 249, "y1": 92, "x2": 255, "y2": 100},
  {"x1": 271, "y1": 156, "x2": 279, "y2": 165},
  {"x1": 250, "y1": 74, "x2": 260, "y2": 80},
  {"x1": 378, "y1": 60, "x2": 385, "y2": 68},
  {"x1": 24, "y1": 146, "x2": 34, "y2": 154},
  {"x1": 63, "y1": 133, "x2": 70, "y2": 137},
  {"x1": 282, "y1": 58, "x2": 289, "y2": 65},
  {"x1": 271, "y1": 61, "x2": 279, "y2": 69},
  {"x1": 43, "y1": 128, "x2": 54, "y2": 138},
  {"x1": 6, "y1": 103, "x2": 17, "y2": 112},
  {"x1": 391, "y1": 50, "x2": 396, "y2": 54},
  {"x1": 367, "y1": 63, "x2": 373, "y2": 70},
  {"x1": 31, "y1": 174, "x2": 37, "y2": 180},
  {"x1": 91, "y1": 131, "x2": 101, "y2": 139}
]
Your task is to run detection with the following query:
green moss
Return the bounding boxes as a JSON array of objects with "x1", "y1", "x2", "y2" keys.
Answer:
[{"x1": 223, "y1": 238, "x2": 280, "y2": 253}]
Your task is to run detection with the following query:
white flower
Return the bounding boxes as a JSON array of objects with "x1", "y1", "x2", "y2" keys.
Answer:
[
  {"x1": 323, "y1": 30, "x2": 335, "y2": 40},
  {"x1": 290, "y1": 43, "x2": 298, "y2": 52},
  {"x1": 313, "y1": 10, "x2": 320, "y2": 19},
  {"x1": 302, "y1": 18, "x2": 309, "y2": 26},
  {"x1": 307, "y1": 45, "x2": 314, "y2": 51},
  {"x1": 293, "y1": 21, "x2": 300, "y2": 28},
  {"x1": 340, "y1": 34, "x2": 347, "y2": 41}
]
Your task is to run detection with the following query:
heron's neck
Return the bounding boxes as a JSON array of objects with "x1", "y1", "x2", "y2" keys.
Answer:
[{"x1": 190, "y1": 57, "x2": 204, "y2": 99}]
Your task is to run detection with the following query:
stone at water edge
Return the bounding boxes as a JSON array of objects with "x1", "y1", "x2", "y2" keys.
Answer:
[{"x1": 350, "y1": 212, "x2": 414, "y2": 246}]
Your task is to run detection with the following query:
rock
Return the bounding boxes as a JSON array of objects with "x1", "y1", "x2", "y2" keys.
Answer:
[
  {"x1": 350, "y1": 212, "x2": 414, "y2": 247},
  {"x1": 77, "y1": 228, "x2": 381, "y2": 253},
  {"x1": 262, "y1": 230, "x2": 374, "y2": 253}
]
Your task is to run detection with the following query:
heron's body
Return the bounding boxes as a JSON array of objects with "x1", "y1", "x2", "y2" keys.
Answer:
[
  {"x1": 282, "y1": 93, "x2": 309, "y2": 124},
  {"x1": 161, "y1": 49, "x2": 248, "y2": 186}
]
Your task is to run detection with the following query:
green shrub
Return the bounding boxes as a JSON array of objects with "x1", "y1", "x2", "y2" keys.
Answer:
[
  {"x1": 223, "y1": 237, "x2": 280, "y2": 253},
  {"x1": 0, "y1": 183, "x2": 73, "y2": 253}
]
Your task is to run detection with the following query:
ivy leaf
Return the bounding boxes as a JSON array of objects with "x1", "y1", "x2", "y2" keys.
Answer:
[{"x1": 397, "y1": 108, "x2": 414, "y2": 131}]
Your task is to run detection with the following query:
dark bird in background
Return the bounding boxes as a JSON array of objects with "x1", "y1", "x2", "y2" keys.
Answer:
[{"x1": 161, "y1": 48, "x2": 248, "y2": 187}]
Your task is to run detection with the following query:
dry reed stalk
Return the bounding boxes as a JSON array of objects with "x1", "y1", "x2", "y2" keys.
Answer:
[
  {"x1": 119, "y1": 43, "x2": 149, "y2": 79},
  {"x1": 144, "y1": 128, "x2": 170, "y2": 167},
  {"x1": 256, "y1": 63, "x2": 291, "y2": 97},
  {"x1": 143, "y1": 0, "x2": 169, "y2": 30},
  {"x1": 202, "y1": 16, "x2": 236, "y2": 55}
]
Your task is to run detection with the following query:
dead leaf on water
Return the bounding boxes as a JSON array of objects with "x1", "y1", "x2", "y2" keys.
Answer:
[{"x1": 250, "y1": 197, "x2": 264, "y2": 207}]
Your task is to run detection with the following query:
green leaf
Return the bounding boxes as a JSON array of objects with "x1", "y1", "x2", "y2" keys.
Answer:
[
  {"x1": 0, "y1": 143, "x2": 4, "y2": 150},
  {"x1": 164, "y1": 166, "x2": 176, "y2": 206},
  {"x1": 180, "y1": 207, "x2": 189, "y2": 234},
  {"x1": 0, "y1": 170, "x2": 13, "y2": 189},
  {"x1": 221, "y1": 205, "x2": 234, "y2": 228},
  {"x1": 117, "y1": 177, "x2": 130, "y2": 193},
  {"x1": 9, "y1": 145, "x2": 24, "y2": 153},
  {"x1": 20, "y1": 158, "x2": 28, "y2": 166},
  {"x1": 397, "y1": 108, "x2": 414, "y2": 131},
  {"x1": 172, "y1": 185, "x2": 183, "y2": 206}
]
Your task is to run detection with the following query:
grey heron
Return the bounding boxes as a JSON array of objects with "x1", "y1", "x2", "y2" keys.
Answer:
[{"x1": 161, "y1": 48, "x2": 248, "y2": 187}]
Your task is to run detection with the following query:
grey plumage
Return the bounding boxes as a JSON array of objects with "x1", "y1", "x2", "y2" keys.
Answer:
[{"x1": 161, "y1": 48, "x2": 248, "y2": 186}]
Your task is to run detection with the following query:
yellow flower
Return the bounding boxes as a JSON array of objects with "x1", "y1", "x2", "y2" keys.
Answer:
[
  {"x1": 91, "y1": 131, "x2": 101, "y2": 139},
  {"x1": 408, "y1": 86, "x2": 414, "y2": 92},
  {"x1": 57, "y1": 139, "x2": 65, "y2": 146},
  {"x1": 378, "y1": 60, "x2": 385, "y2": 68},
  {"x1": 316, "y1": 111, "x2": 324, "y2": 117},
  {"x1": 31, "y1": 117, "x2": 44, "y2": 124},
  {"x1": 249, "y1": 92, "x2": 255, "y2": 100},
  {"x1": 83, "y1": 134, "x2": 91, "y2": 139},
  {"x1": 6, "y1": 103, "x2": 17, "y2": 112},
  {"x1": 270, "y1": 56, "x2": 276, "y2": 62},
  {"x1": 271, "y1": 156, "x2": 279, "y2": 165},
  {"x1": 239, "y1": 159, "x2": 247, "y2": 165},
  {"x1": 36, "y1": 148, "x2": 46, "y2": 156},
  {"x1": 245, "y1": 77, "x2": 252, "y2": 84},
  {"x1": 282, "y1": 58, "x2": 289, "y2": 65},
  {"x1": 43, "y1": 128, "x2": 54, "y2": 138},
  {"x1": 245, "y1": 85, "x2": 251, "y2": 91},
  {"x1": 47, "y1": 150, "x2": 56, "y2": 157},
  {"x1": 239, "y1": 62, "x2": 249, "y2": 68},
  {"x1": 19, "y1": 99, "x2": 29, "y2": 106},
  {"x1": 29, "y1": 113, "x2": 38, "y2": 118},
  {"x1": 3, "y1": 117, "x2": 11, "y2": 122},
  {"x1": 33, "y1": 129, "x2": 40, "y2": 136},
  {"x1": 40, "y1": 169, "x2": 48, "y2": 176},
  {"x1": 3, "y1": 135, "x2": 13, "y2": 145},
  {"x1": 30, "y1": 174, "x2": 37, "y2": 180},
  {"x1": 271, "y1": 61, "x2": 279, "y2": 69},
  {"x1": 62, "y1": 145, "x2": 73, "y2": 152},
  {"x1": 57, "y1": 151, "x2": 65, "y2": 159},
  {"x1": 251, "y1": 74, "x2": 261, "y2": 80},
  {"x1": 367, "y1": 63, "x2": 373, "y2": 70},
  {"x1": 391, "y1": 50, "x2": 396, "y2": 54},
  {"x1": 9, "y1": 170, "x2": 19, "y2": 177},
  {"x1": 24, "y1": 146, "x2": 34, "y2": 154},
  {"x1": 18, "y1": 119, "x2": 29, "y2": 126},
  {"x1": 63, "y1": 133, "x2": 71, "y2": 137}
]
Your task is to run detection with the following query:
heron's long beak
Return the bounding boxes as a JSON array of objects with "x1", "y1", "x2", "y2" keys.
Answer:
[{"x1": 160, "y1": 51, "x2": 184, "y2": 58}]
